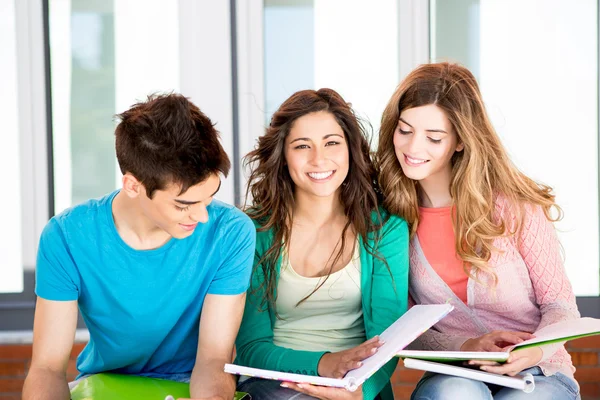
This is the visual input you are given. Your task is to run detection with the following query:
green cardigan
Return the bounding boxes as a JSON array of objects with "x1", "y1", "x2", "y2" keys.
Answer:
[{"x1": 234, "y1": 213, "x2": 409, "y2": 400}]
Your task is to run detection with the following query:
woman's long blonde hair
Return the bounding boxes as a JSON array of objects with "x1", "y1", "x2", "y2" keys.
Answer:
[{"x1": 376, "y1": 62, "x2": 560, "y2": 284}]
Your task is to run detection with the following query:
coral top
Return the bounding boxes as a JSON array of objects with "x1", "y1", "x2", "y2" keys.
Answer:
[
  {"x1": 408, "y1": 196, "x2": 579, "y2": 379},
  {"x1": 417, "y1": 206, "x2": 468, "y2": 303}
]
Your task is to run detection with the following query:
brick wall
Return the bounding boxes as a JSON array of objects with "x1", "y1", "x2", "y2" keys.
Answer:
[
  {"x1": 1, "y1": 339, "x2": 599, "y2": 399},
  {"x1": 0, "y1": 343, "x2": 84, "y2": 400}
]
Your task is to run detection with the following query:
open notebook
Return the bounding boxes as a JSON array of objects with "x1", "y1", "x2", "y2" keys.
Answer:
[
  {"x1": 225, "y1": 304, "x2": 454, "y2": 391},
  {"x1": 397, "y1": 317, "x2": 600, "y2": 362},
  {"x1": 403, "y1": 358, "x2": 536, "y2": 393},
  {"x1": 397, "y1": 317, "x2": 600, "y2": 393}
]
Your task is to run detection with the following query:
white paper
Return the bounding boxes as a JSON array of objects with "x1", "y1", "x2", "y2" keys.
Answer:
[
  {"x1": 224, "y1": 364, "x2": 348, "y2": 389},
  {"x1": 403, "y1": 358, "x2": 535, "y2": 393},
  {"x1": 344, "y1": 304, "x2": 454, "y2": 388},
  {"x1": 225, "y1": 304, "x2": 454, "y2": 390}
]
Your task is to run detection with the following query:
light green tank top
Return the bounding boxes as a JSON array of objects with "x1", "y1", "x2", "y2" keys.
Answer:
[{"x1": 273, "y1": 247, "x2": 365, "y2": 352}]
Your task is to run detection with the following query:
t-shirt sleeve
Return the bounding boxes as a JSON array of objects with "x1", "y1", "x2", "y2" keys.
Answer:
[
  {"x1": 207, "y1": 211, "x2": 256, "y2": 295},
  {"x1": 35, "y1": 218, "x2": 81, "y2": 301}
]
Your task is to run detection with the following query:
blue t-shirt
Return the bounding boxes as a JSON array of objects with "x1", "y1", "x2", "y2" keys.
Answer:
[{"x1": 35, "y1": 190, "x2": 255, "y2": 378}]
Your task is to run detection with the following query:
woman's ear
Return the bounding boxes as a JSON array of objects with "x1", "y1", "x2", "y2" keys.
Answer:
[{"x1": 456, "y1": 142, "x2": 465, "y2": 152}]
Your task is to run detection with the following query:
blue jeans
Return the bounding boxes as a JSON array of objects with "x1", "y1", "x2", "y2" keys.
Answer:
[
  {"x1": 237, "y1": 377, "x2": 384, "y2": 400},
  {"x1": 138, "y1": 372, "x2": 191, "y2": 383},
  {"x1": 237, "y1": 377, "x2": 318, "y2": 400},
  {"x1": 411, "y1": 367, "x2": 580, "y2": 400}
]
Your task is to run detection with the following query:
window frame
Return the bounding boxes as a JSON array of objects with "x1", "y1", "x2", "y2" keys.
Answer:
[
  {"x1": 0, "y1": 0, "x2": 52, "y2": 330},
  {"x1": 1, "y1": 0, "x2": 599, "y2": 332}
]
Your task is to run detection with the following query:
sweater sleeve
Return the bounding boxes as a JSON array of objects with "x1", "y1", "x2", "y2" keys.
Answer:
[
  {"x1": 517, "y1": 204, "x2": 580, "y2": 362},
  {"x1": 406, "y1": 327, "x2": 472, "y2": 352},
  {"x1": 361, "y1": 214, "x2": 409, "y2": 400},
  {"x1": 234, "y1": 236, "x2": 327, "y2": 376}
]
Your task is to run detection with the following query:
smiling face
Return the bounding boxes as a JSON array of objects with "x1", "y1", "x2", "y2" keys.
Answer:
[
  {"x1": 135, "y1": 173, "x2": 221, "y2": 239},
  {"x1": 393, "y1": 104, "x2": 464, "y2": 185},
  {"x1": 283, "y1": 111, "x2": 350, "y2": 200}
]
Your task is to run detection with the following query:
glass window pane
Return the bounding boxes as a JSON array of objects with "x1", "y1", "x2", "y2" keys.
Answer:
[
  {"x1": 0, "y1": 0, "x2": 23, "y2": 293},
  {"x1": 49, "y1": 0, "x2": 180, "y2": 215},
  {"x1": 264, "y1": 0, "x2": 315, "y2": 126},
  {"x1": 264, "y1": 0, "x2": 399, "y2": 139},
  {"x1": 432, "y1": 0, "x2": 599, "y2": 296}
]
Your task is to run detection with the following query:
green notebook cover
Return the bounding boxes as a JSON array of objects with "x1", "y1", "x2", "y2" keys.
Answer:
[
  {"x1": 514, "y1": 331, "x2": 600, "y2": 351},
  {"x1": 396, "y1": 350, "x2": 509, "y2": 363},
  {"x1": 70, "y1": 373, "x2": 249, "y2": 400},
  {"x1": 397, "y1": 323, "x2": 600, "y2": 364}
]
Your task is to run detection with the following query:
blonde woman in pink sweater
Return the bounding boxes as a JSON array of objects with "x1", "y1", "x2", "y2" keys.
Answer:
[{"x1": 375, "y1": 62, "x2": 581, "y2": 400}]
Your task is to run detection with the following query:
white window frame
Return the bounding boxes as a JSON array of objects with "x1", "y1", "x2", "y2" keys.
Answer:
[
  {"x1": 3, "y1": 0, "x2": 598, "y2": 328},
  {"x1": 178, "y1": 0, "x2": 237, "y2": 205},
  {"x1": 233, "y1": 0, "x2": 600, "y2": 306},
  {"x1": 398, "y1": 0, "x2": 430, "y2": 79},
  {"x1": 16, "y1": 0, "x2": 51, "y2": 273},
  {"x1": 234, "y1": 0, "x2": 265, "y2": 204}
]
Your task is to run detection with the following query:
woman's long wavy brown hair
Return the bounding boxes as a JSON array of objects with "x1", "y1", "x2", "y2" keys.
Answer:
[
  {"x1": 376, "y1": 62, "x2": 560, "y2": 285},
  {"x1": 245, "y1": 88, "x2": 385, "y2": 310}
]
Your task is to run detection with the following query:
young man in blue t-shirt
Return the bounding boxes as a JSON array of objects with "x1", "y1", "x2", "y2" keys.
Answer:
[{"x1": 22, "y1": 94, "x2": 256, "y2": 400}]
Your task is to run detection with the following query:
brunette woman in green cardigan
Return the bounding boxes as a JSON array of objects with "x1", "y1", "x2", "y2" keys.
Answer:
[{"x1": 235, "y1": 88, "x2": 409, "y2": 400}]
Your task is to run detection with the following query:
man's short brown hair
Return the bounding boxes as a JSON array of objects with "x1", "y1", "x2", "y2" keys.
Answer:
[{"x1": 115, "y1": 93, "x2": 230, "y2": 198}]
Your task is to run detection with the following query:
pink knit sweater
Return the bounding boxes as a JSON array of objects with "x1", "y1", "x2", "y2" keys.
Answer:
[{"x1": 408, "y1": 197, "x2": 580, "y2": 378}]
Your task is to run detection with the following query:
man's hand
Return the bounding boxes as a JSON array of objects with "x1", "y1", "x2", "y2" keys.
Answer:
[
  {"x1": 318, "y1": 337, "x2": 383, "y2": 378},
  {"x1": 460, "y1": 331, "x2": 534, "y2": 352},
  {"x1": 281, "y1": 383, "x2": 363, "y2": 400}
]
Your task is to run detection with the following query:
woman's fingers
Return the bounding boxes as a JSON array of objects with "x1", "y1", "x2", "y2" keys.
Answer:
[
  {"x1": 466, "y1": 360, "x2": 501, "y2": 366},
  {"x1": 354, "y1": 343, "x2": 380, "y2": 360},
  {"x1": 484, "y1": 343, "x2": 504, "y2": 352},
  {"x1": 489, "y1": 331, "x2": 530, "y2": 345},
  {"x1": 346, "y1": 337, "x2": 382, "y2": 362}
]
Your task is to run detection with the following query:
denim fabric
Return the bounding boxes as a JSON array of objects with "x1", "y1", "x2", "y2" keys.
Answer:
[
  {"x1": 237, "y1": 377, "x2": 318, "y2": 400},
  {"x1": 411, "y1": 367, "x2": 580, "y2": 400}
]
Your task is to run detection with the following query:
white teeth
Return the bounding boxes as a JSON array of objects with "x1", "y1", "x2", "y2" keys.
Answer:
[
  {"x1": 406, "y1": 156, "x2": 427, "y2": 164},
  {"x1": 308, "y1": 171, "x2": 334, "y2": 180}
]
